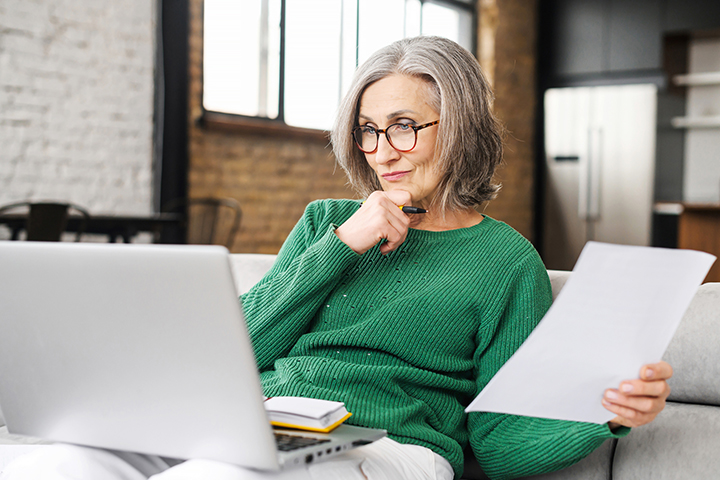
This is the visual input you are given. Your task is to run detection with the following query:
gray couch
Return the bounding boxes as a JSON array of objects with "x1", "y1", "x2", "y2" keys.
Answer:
[{"x1": 2, "y1": 255, "x2": 719, "y2": 480}]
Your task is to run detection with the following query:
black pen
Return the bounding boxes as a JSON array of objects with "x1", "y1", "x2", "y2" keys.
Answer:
[
  {"x1": 361, "y1": 201, "x2": 427, "y2": 214},
  {"x1": 400, "y1": 206, "x2": 427, "y2": 214}
]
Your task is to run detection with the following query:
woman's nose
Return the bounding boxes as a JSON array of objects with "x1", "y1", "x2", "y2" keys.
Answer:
[{"x1": 374, "y1": 134, "x2": 400, "y2": 164}]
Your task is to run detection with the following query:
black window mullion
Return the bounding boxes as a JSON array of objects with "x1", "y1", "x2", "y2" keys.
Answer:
[{"x1": 278, "y1": 0, "x2": 286, "y2": 122}]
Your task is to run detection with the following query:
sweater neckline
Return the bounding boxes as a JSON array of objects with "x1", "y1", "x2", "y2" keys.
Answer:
[{"x1": 406, "y1": 215, "x2": 496, "y2": 242}]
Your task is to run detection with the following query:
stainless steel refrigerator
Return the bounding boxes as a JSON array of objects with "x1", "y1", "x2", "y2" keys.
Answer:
[{"x1": 542, "y1": 84, "x2": 658, "y2": 270}]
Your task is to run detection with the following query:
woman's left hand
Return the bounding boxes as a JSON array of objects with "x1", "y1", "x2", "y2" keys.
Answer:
[{"x1": 603, "y1": 361, "x2": 673, "y2": 429}]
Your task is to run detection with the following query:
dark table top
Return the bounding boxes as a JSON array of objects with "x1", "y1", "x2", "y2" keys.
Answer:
[{"x1": 0, "y1": 212, "x2": 183, "y2": 243}]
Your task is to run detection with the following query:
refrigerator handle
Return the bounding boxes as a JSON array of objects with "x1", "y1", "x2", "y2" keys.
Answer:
[
  {"x1": 578, "y1": 128, "x2": 591, "y2": 220},
  {"x1": 579, "y1": 128, "x2": 602, "y2": 222},
  {"x1": 589, "y1": 128, "x2": 602, "y2": 220}
]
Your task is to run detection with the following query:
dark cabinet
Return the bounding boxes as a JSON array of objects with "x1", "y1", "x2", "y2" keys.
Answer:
[
  {"x1": 664, "y1": 0, "x2": 720, "y2": 32},
  {"x1": 544, "y1": 0, "x2": 607, "y2": 77},
  {"x1": 608, "y1": 0, "x2": 663, "y2": 71},
  {"x1": 541, "y1": 0, "x2": 720, "y2": 82}
]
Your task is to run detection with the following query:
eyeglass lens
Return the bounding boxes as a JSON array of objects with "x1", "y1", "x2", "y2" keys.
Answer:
[{"x1": 354, "y1": 124, "x2": 417, "y2": 153}]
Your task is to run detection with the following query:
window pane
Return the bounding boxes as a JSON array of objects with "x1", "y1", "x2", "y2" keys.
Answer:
[
  {"x1": 340, "y1": 0, "x2": 359, "y2": 98},
  {"x1": 357, "y1": 0, "x2": 407, "y2": 67},
  {"x1": 203, "y1": 0, "x2": 281, "y2": 118},
  {"x1": 422, "y1": 2, "x2": 474, "y2": 51},
  {"x1": 404, "y1": 0, "x2": 422, "y2": 38},
  {"x1": 284, "y1": 0, "x2": 343, "y2": 130}
]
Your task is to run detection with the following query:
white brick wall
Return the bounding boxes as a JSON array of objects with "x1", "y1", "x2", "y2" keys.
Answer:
[{"x1": 0, "y1": 0, "x2": 156, "y2": 234}]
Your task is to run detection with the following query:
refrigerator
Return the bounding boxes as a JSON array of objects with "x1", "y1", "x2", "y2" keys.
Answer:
[{"x1": 542, "y1": 84, "x2": 658, "y2": 271}]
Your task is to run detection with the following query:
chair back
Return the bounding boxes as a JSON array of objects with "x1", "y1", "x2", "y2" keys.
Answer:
[
  {"x1": 0, "y1": 202, "x2": 89, "y2": 242},
  {"x1": 163, "y1": 197, "x2": 242, "y2": 250}
]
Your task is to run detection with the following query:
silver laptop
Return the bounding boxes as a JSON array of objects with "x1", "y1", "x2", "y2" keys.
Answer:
[{"x1": 0, "y1": 242, "x2": 385, "y2": 470}]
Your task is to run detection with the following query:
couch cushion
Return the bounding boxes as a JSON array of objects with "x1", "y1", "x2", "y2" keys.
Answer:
[
  {"x1": 229, "y1": 254, "x2": 277, "y2": 295},
  {"x1": 662, "y1": 283, "x2": 720, "y2": 405},
  {"x1": 613, "y1": 401, "x2": 720, "y2": 479},
  {"x1": 546, "y1": 270, "x2": 572, "y2": 301}
]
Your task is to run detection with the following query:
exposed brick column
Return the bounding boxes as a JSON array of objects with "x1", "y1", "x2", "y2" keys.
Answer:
[{"x1": 478, "y1": 0, "x2": 538, "y2": 243}]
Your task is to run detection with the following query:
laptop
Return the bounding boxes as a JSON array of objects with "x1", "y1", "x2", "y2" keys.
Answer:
[{"x1": 0, "y1": 242, "x2": 385, "y2": 470}]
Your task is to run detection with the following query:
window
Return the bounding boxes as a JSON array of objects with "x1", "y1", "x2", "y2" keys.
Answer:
[{"x1": 203, "y1": 0, "x2": 475, "y2": 131}]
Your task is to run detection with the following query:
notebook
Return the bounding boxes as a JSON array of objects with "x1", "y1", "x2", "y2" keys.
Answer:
[{"x1": 0, "y1": 242, "x2": 385, "y2": 470}]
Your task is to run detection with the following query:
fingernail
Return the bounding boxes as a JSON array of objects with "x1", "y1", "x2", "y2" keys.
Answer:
[
  {"x1": 605, "y1": 390, "x2": 618, "y2": 400},
  {"x1": 645, "y1": 368, "x2": 654, "y2": 379},
  {"x1": 621, "y1": 384, "x2": 633, "y2": 393}
]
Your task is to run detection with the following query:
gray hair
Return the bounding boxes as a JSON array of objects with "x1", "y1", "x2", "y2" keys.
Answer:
[{"x1": 331, "y1": 36, "x2": 503, "y2": 212}]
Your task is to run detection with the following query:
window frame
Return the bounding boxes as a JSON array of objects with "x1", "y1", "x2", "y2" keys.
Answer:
[{"x1": 199, "y1": 0, "x2": 477, "y2": 137}]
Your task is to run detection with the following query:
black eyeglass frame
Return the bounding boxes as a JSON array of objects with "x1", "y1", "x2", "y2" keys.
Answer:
[{"x1": 352, "y1": 120, "x2": 440, "y2": 154}]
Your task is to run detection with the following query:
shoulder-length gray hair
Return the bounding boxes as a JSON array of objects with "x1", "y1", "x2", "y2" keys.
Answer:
[{"x1": 331, "y1": 36, "x2": 503, "y2": 212}]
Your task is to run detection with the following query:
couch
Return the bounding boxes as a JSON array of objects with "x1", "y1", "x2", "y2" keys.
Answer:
[{"x1": 2, "y1": 253, "x2": 719, "y2": 480}]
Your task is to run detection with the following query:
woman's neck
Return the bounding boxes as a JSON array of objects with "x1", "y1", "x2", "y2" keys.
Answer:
[{"x1": 408, "y1": 207, "x2": 483, "y2": 232}]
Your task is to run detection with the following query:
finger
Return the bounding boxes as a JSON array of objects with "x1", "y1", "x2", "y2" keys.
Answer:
[
  {"x1": 383, "y1": 189, "x2": 413, "y2": 208},
  {"x1": 603, "y1": 400, "x2": 657, "y2": 428},
  {"x1": 365, "y1": 192, "x2": 412, "y2": 226},
  {"x1": 641, "y1": 361, "x2": 673, "y2": 381},
  {"x1": 617, "y1": 379, "x2": 670, "y2": 398},
  {"x1": 604, "y1": 389, "x2": 666, "y2": 415},
  {"x1": 379, "y1": 217, "x2": 410, "y2": 254}
]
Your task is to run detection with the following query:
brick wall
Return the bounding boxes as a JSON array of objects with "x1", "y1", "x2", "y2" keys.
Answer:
[
  {"x1": 480, "y1": 0, "x2": 538, "y2": 242},
  {"x1": 187, "y1": 0, "x2": 538, "y2": 253},
  {"x1": 0, "y1": 0, "x2": 156, "y2": 236}
]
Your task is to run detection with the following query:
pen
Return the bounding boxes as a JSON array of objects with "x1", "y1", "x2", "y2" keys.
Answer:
[
  {"x1": 361, "y1": 201, "x2": 427, "y2": 214},
  {"x1": 400, "y1": 206, "x2": 427, "y2": 214}
]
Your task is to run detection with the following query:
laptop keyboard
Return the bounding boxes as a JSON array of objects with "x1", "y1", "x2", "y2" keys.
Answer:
[{"x1": 274, "y1": 432, "x2": 331, "y2": 452}]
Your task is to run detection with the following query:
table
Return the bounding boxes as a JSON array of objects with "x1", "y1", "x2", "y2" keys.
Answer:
[{"x1": 0, "y1": 213, "x2": 183, "y2": 244}]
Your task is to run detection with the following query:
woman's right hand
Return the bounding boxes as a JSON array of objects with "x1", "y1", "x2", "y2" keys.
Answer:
[{"x1": 334, "y1": 190, "x2": 412, "y2": 255}]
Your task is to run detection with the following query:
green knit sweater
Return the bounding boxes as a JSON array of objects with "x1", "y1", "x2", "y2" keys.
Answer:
[{"x1": 241, "y1": 199, "x2": 627, "y2": 480}]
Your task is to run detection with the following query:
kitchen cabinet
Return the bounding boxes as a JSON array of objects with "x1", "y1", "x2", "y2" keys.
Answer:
[
  {"x1": 540, "y1": 0, "x2": 720, "y2": 82},
  {"x1": 664, "y1": 0, "x2": 720, "y2": 33},
  {"x1": 608, "y1": 0, "x2": 663, "y2": 72},
  {"x1": 678, "y1": 204, "x2": 720, "y2": 282},
  {"x1": 541, "y1": 0, "x2": 663, "y2": 79}
]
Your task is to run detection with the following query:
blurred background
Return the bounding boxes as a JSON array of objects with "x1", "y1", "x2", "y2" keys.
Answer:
[{"x1": 1, "y1": 0, "x2": 719, "y2": 279}]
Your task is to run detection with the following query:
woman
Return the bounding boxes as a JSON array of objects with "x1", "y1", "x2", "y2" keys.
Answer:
[
  {"x1": 239, "y1": 36, "x2": 672, "y2": 479},
  {"x1": 1, "y1": 36, "x2": 671, "y2": 480}
]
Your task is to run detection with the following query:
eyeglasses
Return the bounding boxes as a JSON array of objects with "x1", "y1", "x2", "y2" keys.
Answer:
[{"x1": 352, "y1": 120, "x2": 439, "y2": 154}]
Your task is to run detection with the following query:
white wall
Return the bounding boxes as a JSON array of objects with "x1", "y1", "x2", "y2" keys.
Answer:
[{"x1": 0, "y1": 0, "x2": 156, "y2": 222}]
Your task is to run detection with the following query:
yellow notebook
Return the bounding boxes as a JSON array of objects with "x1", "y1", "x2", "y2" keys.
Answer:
[{"x1": 264, "y1": 397, "x2": 352, "y2": 433}]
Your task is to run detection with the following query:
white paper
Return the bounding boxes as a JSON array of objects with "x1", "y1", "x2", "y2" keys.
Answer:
[{"x1": 465, "y1": 242, "x2": 716, "y2": 424}]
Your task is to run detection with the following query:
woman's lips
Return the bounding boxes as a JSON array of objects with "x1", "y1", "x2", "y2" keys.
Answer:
[{"x1": 381, "y1": 171, "x2": 411, "y2": 182}]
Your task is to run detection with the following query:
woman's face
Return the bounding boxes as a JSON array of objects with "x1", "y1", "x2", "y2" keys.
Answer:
[{"x1": 357, "y1": 74, "x2": 441, "y2": 207}]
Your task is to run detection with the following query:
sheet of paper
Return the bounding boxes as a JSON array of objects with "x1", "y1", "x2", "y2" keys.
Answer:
[{"x1": 465, "y1": 241, "x2": 716, "y2": 424}]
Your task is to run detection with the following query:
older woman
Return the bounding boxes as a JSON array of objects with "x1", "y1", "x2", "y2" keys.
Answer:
[
  {"x1": 239, "y1": 36, "x2": 671, "y2": 480},
  {"x1": 1, "y1": 36, "x2": 671, "y2": 480}
]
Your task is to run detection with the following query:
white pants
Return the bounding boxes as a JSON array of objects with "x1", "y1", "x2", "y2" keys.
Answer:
[{"x1": 0, "y1": 438, "x2": 454, "y2": 480}]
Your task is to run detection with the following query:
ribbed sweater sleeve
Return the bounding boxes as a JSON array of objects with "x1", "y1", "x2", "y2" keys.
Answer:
[
  {"x1": 241, "y1": 200, "x2": 360, "y2": 371},
  {"x1": 467, "y1": 252, "x2": 629, "y2": 480}
]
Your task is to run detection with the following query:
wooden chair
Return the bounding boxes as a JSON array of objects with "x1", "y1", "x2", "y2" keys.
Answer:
[{"x1": 162, "y1": 197, "x2": 242, "y2": 250}]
